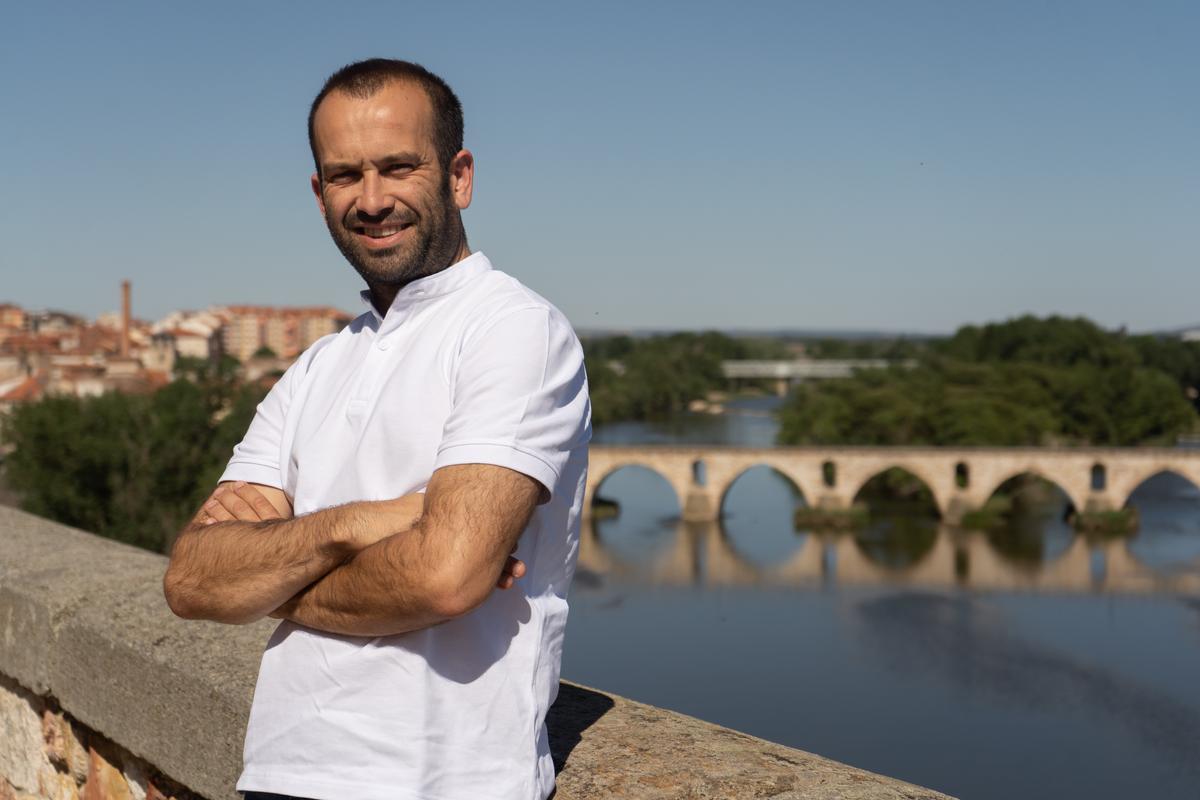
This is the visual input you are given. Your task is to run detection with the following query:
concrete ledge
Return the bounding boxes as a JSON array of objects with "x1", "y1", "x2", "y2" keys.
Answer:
[{"x1": 0, "y1": 505, "x2": 953, "y2": 799}]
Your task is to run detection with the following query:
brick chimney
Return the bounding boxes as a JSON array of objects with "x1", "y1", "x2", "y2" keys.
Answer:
[{"x1": 121, "y1": 280, "x2": 131, "y2": 358}]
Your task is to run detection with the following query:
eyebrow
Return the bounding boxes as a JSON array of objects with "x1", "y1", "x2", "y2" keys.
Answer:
[{"x1": 321, "y1": 152, "x2": 424, "y2": 174}]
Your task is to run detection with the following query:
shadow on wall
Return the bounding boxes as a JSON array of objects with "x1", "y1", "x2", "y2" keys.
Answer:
[{"x1": 548, "y1": 683, "x2": 617, "y2": 775}]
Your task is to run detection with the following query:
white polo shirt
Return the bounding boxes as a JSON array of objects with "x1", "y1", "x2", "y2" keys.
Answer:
[{"x1": 219, "y1": 252, "x2": 591, "y2": 800}]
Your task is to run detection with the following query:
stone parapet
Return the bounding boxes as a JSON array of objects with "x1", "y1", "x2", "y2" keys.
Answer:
[{"x1": 0, "y1": 505, "x2": 952, "y2": 799}]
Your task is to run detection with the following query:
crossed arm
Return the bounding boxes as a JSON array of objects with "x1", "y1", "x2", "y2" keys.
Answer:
[{"x1": 163, "y1": 463, "x2": 539, "y2": 636}]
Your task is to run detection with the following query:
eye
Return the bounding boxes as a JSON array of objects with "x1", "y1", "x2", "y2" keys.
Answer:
[
  {"x1": 385, "y1": 163, "x2": 415, "y2": 175},
  {"x1": 326, "y1": 170, "x2": 358, "y2": 185}
]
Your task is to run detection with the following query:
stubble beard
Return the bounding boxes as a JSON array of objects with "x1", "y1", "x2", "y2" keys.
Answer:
[{"x1": 325, "y1": 179, "x2": 461, "y2": 290}]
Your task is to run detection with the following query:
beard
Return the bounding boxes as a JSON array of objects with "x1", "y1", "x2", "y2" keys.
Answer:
[{"x1": 325, "y1": 178, "x2": 460, "y2": 288}]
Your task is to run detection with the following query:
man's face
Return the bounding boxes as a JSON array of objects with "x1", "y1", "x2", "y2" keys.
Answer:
[{"x1": 309, "y1": 82, "x2": 471, "y2": 289}]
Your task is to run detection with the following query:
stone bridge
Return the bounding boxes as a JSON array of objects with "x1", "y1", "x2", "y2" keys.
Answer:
[{"x1": 584, "y1": 445, "x2": 1200, "y2": 524}]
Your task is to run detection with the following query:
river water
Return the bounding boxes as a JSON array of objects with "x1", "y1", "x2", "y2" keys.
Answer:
[{"x1": 559, "y1": 395, "x2": 1200, "y2": 799}]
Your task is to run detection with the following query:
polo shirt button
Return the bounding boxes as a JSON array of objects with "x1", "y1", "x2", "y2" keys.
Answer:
[{"x1": 377, "y1": 340, "x2": 390, "y2": 351}]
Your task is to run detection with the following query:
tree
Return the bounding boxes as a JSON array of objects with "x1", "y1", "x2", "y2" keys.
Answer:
[{"x1": 1, "y1": 370, "x2": 269, "y2": 553}]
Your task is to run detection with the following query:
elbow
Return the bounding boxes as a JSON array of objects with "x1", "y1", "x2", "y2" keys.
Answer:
[
  {"x1": 162, "y1": 570, "x2": 201, "y2": 620},
  {"x1": 424, "y1": 568, "x2": 490, "y2": 621},
  {"x1": 162, "y1": 569, "x2": 257, "y2": 625}
]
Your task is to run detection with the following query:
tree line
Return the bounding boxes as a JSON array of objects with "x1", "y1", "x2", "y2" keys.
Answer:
[
  {"x1": 778, "y1": 316, "x2": 1200, "y2": 447},
  {"x1": 1, "y1": 357, "x2": 267, "y2": 552},
  {"x1": 582, "y1": 332, "x2": 789, "y2": 425}
]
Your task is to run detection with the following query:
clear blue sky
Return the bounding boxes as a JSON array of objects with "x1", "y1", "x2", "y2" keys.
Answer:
[{"x1": 3, "y1": 1, "x2": 1197, "y2": 334}]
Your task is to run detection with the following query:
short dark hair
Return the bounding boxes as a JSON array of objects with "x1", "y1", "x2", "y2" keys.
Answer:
[{"x1": 307, "y1": 58, "x2": 464, "y2": 179}]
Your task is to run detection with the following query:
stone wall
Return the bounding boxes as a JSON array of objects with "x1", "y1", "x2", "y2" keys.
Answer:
[{"x1": 0, "y1": 505, "x2": 952, "y2": 800}]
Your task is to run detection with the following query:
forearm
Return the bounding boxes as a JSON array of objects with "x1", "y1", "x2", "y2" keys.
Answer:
[
  {"x1": 164, "y1": 497, "x2": 421, "y2": 624},
  {"x1": 274, "y1": 522, "x2": 463, "y2": 636},
  {"x1": 277, "y1": 466, "x2": 538, "y2": 637},
  {"x1": 164, "y1": 512, "x2": 348, "y2": 624}
]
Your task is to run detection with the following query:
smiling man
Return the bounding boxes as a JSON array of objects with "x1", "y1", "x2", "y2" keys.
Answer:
[{"x1": 163, "y1": 59, "x2": 591, "y2": 800}]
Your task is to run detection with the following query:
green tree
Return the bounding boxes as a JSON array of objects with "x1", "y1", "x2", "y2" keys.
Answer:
[{"x1": 1, "y1": 369, "x2": 269, "y2": 552}]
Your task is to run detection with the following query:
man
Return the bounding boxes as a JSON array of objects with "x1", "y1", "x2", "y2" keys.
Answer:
[{"x1": 163, "y1": 58, "x2": 591, "y2": 800}]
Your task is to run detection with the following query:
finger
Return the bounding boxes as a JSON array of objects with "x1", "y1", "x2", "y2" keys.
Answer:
[
  {"x1": 203, "y1": 498, "x2": 236, "y2": 522},
  {"x1": 501, "y1": 556, "x2": 526, "y2": 580},
  {"x1": 233, "y1": 483, "x2": 283, "y2": 520},
  {"x1": 212, "y1": 485, "x2": 262, "y2": 521},
  {"x1": 496, "y1": 575, "x2": 514, "y2": 590}
]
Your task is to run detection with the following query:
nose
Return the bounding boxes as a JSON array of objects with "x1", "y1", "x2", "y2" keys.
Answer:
[{"x1": 356, "y1": 171, "x2": 393, "y2": 218}]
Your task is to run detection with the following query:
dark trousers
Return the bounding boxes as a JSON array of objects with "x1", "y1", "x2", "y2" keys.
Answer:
[{"x1": 243, "y1": 793, "x2": 316, "y2": 800}]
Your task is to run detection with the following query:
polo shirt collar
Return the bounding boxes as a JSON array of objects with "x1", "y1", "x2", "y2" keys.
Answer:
[{"x1": 359, "y1": 251, "x2": 492, "y2": 325}]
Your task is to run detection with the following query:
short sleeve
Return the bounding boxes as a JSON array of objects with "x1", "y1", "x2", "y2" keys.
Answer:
[
  {"x1": 434, "y1": 305, "x2": 591, "y2": 502},
  {"x1": 218, "y1": 358, "x2": 302, "y2": 490}
]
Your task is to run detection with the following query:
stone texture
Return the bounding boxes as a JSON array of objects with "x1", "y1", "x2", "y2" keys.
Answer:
[
  {"x1": 36, "y1": 765, "x2": 78, "y2": 800},
  {"x1": 0, "y1": 503, "x2": 953, "y2": 800},
  {"x1": 550, "y1": 682, "x2": 950, "y2": 799},
  {"x1": 0, "y1": 677, "x2": 45, "y2": 794},
  {"x1": 83, "y1": 749, "x2": 132, "y2": 800},
  {"x1": 0, "y1": 505, "x2": 268, "y2": 800},
  {"x1": 142, "y1": 781, "x2": 173, "y2": 800},
  {"x1": 42, "y1": 711, "x2": 88, "y2": 782},
  {"x1": 121, "y1": 762, "x2": 147, "y2": 800}
]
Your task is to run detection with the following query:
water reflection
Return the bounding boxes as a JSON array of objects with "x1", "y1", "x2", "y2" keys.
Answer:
[
  {"x1": 980, "y1": 476, "x2": 1076, "y2": 569},
  {"x1": 582, "y1": 469, "x2": 1200, "y2": 596},
  {"x1": 1127, "y1": 472, "x2": 1200, "y2": 570}
]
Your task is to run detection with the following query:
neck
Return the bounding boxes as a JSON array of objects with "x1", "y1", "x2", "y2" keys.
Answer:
[{"x1": 368, "y1": 235, "x2": 471, "y2": 315}]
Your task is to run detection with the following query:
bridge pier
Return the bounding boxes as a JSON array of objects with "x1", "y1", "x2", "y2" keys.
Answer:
[
  {"x1": 682, "y1": 488, "x2": 719, "y2": 522},
  {"x1": 942, "y1": 496, "x2": 972, "y2": 527}
]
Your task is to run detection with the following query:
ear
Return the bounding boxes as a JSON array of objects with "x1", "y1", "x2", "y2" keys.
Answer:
[
  {"x1": 310, "y1": 172, "x2": 327, "y2": 216},
  {"x1": 449, "y1": 149, "x2": 474, "y2": 210}
]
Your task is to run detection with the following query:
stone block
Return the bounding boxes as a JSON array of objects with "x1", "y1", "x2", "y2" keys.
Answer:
[
  {"x1": 43, "y1": 710, "x2": 89, "y2": 782},
  {"x1": 121, "y1": 761, "x2": 147, "y2": 800},
  {"x1": 0, "y1": 678, "x2": 45, "y2": 794},
  {"x1": 37, "y1": 765, "x2": 79, "y2": 800},
  {"x1": 83, "y1": 749, "x2": 133, "y2": 800}
]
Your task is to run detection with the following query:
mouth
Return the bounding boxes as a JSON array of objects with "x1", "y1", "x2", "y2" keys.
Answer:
[{"x1": 352, "y1": 222, "x2": 413, "y2": 248}]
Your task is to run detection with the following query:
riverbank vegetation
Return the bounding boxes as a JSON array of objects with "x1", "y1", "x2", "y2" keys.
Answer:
[
  {"x1": 778, "y1": 316, "x2": 1200, "y2": 447},
  {"x1": 583, "y1": 332, "x2": 789, "y2": 425}
]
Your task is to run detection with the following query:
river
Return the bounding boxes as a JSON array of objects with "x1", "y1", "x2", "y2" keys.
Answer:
[{"x1": 559, "y1": 395, "x2": 1200, "y2": 799}]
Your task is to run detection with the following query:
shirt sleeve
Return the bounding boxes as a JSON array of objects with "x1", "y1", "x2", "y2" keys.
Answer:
[
  {"x1": 218, "y1": 358, "x2": 302, "y2": 491},
  {"x1": 434, "y1": 305, "x2": 591, "y2": 502}
]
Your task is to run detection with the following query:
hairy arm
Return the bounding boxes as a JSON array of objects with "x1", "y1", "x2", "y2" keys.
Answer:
[
  {"x1": 273, "y1": 463, "x2": 541, "y2": 637},
  {"x1": 163, "y1": 482, "x2": 424, "y2": 624}
]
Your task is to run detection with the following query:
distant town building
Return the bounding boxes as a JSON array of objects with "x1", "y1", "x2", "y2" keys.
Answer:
[
  {"x1": 220, "y1": 306, "x2": 352, "y2": 361},
  {"x1": 0, "y1": 304, "x2": 26, "y2": 330},
  {"x1": 0, "y1": 287, "x2": 352, "y2": 407}
]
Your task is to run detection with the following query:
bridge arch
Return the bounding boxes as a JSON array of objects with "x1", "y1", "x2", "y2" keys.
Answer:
[
  {"x1": 977, "y1": 473, "x2": 1078, "y2": 569},
  {"x1": 848, "y1": 463, "x2": 946, "y2": 519},
  {"x1": 588, "y1": 462, "x2": 682, "y2": 517},
  {"x1": 1116, "y1": 465, "x2": 1200, "y2": 510},
  {"x1": 717, "y1": 463, "x2": 809, "y2": 518},
  {"x1": 981, "y1": 469, "x2": 1084, "y2": 516}
]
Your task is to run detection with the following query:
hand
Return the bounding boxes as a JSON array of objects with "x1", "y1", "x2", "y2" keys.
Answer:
[{"x1": 197, "y1": 482, "x2": 293, "y2": 525}]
